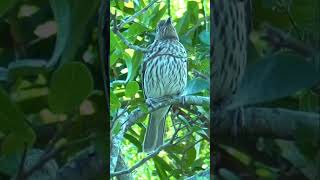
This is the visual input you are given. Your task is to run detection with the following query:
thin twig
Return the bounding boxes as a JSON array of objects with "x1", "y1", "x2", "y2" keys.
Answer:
[
  {"x1": 111, "y1": 12, "x2": 149, "y2": 52},
  {"x1": 277, "y1": 0, "x2": 302, "y2": 40},
  {"x1": 185, "y1": 16, "x2": 210, "y2": 37},
  {"x1": 111, "y1": 125, "x2": 189, "y2": 177},
  {"x1": 118, "y1": 0, "x2": 159, "y2": 29},
  {"x1": 192, "y1": 69, "x2": 209, "y2": 80}
]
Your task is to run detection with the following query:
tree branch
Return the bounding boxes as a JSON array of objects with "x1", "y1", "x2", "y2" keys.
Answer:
[
  {"x1": 261, "y1": 24, "x2": 317, "y2": 57},
  {"x1": 111, "y1": 13, "x2": 149, "y2": 52},
  {"x1": 110, "y1": 109, "x2": 129, "y2": 172},
  {"x1": 213, "y1": 107, "x2": 320, "y2": 140},
  {"x1": 123, "y1": 95, "x2": 209, "y2": 132},
  {"x1": 110, "y1": 0, "x2": 159, "y2": 53},
  {"x1": 117, "y1": 0, "x2": 159, "y2": 29},
  {"x1": 111, "y1": 125, "x2": 192, "y2": 177}
]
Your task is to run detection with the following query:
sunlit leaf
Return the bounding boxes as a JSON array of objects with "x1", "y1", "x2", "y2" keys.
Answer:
[{"x1": 125, "y1": 81, "x2": 139, "y2": 97}]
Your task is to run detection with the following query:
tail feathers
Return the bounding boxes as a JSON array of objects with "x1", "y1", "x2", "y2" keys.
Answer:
[{"x1": 143, "y1": 106, "x2": 169, "y2": 152}]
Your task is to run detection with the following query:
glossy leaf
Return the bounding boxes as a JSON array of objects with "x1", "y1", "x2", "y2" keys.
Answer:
[
  {"x1": 0, "y1": 87, "x2": 35, "y2": 155},
  {"x1": 48, "y1": 0, "x2": 100, "y2": 66},
  {"x1": 183, "y1": 77, "x2": 209, "y2": 95},
  {"x1": 48, "y1": 62, "x2": 93, "y2": 113},
  {"x1": 125, "y1": 81, "x2": 139, "y2": 97},
  {"x1": 229, "y1": 53, "x2": 320, "y2": 109}
]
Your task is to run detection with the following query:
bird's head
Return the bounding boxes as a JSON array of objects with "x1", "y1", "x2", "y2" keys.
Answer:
[{"x1": 155, "y1": 17, "x2": 179, "y2": 41}]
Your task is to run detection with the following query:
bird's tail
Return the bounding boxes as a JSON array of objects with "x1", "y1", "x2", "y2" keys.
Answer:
[{"x1": 143, "y1": 106, "x2": 170, "y2": 152}]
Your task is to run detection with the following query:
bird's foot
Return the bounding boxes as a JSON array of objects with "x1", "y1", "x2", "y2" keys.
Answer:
[
  {"x1": 146, "y1": 98, "x2": 158, "y2": 108},
  {"x1": 146, "y1": 95, "x2": 174, "y2": 108}
]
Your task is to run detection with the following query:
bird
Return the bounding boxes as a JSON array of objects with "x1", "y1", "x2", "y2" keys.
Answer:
[
  {"x1": 141, "y1": 17, "x2": 188, "y2": 152},
  {"x1": 211, "y1": 0, "x2": 251, "y2": 131}
]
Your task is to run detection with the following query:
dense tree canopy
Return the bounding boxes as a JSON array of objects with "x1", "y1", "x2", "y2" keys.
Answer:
[{"x1": 110, "y1": 0, "x2": 210, "y2": 179}]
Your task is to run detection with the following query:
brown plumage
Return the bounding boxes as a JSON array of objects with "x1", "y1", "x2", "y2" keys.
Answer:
[
  {"x1": 212, "y1": 0, "x2": 250, "y2": 106},
  {"x1": 142, "y1": 17, "x2": 188, "y2": 152}
]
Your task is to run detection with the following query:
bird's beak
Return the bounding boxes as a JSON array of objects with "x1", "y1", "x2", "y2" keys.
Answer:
[{"x1": 165, "y1": 17, "x2": 172, "y2": 25}]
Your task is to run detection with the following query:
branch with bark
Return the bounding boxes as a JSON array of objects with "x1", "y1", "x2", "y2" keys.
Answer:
[
  {"x1": 213, "y1": 107, "x2": 320, "y2": 140},
  {"x1": 124, "y1": 95, "x2": 210, "y2": 132}
]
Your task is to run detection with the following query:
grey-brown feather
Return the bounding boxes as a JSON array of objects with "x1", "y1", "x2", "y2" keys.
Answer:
[
  {"x1": 212, "y1": 0, "x2": 249, "y2": 104},
  {"x1": 142, "y1": 18, "x2": 187, "y2": 152}
]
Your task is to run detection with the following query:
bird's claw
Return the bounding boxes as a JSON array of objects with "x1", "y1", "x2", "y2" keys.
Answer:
[{"x1": 146, "y1": 98, "x2": 158, "y2": 108}]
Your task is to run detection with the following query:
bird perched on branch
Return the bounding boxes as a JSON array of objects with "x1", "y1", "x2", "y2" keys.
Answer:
[
  {"x1": 211, "y1": 0, "x2": 251, "y2": 131},
  {"x1": 142, "y1": 17, "x2": 188, "y2": 152}
]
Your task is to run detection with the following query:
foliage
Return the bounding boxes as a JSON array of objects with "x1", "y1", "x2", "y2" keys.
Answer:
[
  {"x1": 0, "y1": 0, "x2": 107, "y2": 179},
  {"x1": 110, "y1": 0, "x2": 210, "y2": 179},
  {"x1": 214, "y1": 0, "x2": 320, "y2": 179}
]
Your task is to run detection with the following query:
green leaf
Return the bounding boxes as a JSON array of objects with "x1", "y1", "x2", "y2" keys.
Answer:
[
  {"x1": 0, "y1": 87, "x2": 35, "y2": 155},
  {"x1": 176, "y1": 12, "x2": 190, "y2": 35},
  {"x1": 187, "y1": 1, "x2": 199, "y2": 23},
  {"x1": 110, "y1": 49, "x2": 123, "y2": 66},
  {"x1": 127, "y1": 51, "x2": 143, "y2": 82},
  {"x1": 111, "y1": 119, "x2": 121, "y2": 135},
  {"x1": 149, "y1": 4, "x2": 167, "y2": 28},
  {"x1": 124, "y1": 134, "x2": 142, "y2": 151},
  {"x1": 153, "y1": 156, "x2": 172, "y2": 172},
  {"x1": 154, "y1": 157, "x2": 169, "y2": 179},
  {"x1": 110, "y1": 31, "x2": 125, "y2": 53},
  {"x1": 125, "y1": 81, "x2": 139, "y2": 97},
  {"x1": 183, "y1": 147, "x2": 196, "y2": 168},
  {"x1": 48, "y1": 0, "x2": 100, "y2": 66},
  {"x1": 123, "y1": 23, "x2": 147, "y2": 42},
  {"x1": 199, "y1": 31, "x2": 210, "y2": 46},
  {"x1": 48, "y1": 62, "x2": 93, "y2": 113},
  {"x1": 110, "y1": 91, "x2": 120, "y2": 116},
  {"x1": 0, "y1": 0, "x2": 21, "y2": 17},
  {"x1": 183, "y1": 77, "x2": 209, "y2": 95},
  {"x1": 229, "y1": 53, "x2": 320, "y2": 109}
]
